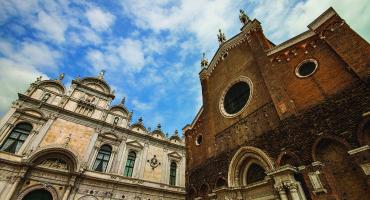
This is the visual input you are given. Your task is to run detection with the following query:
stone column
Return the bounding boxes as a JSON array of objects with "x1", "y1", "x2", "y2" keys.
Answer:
[
  {"x1": 106, "y1": 148, "x2": 117, "y2": 173},
  {"x1": 285, "y1": 182, "x2": 300, "y2": 200},
  {"x1": 0, "y1": 123, "x2": 14, "y2": 144},
  {"x1": 275, "y1": 185, "x2": 288, "y2": 200},
  {"x1": 116, "y1": 139, "x2": 127, "y2": 174},
  {"x1": 3, "y1": 176, "x2": 21, "y2": 200},
  {"x1": 139, "y1": 143, "x2": 149, "y2": 179},
  {"x1": 160, "y1": 148, "x2": 168, "y2": 184},
  {"x1": 62, "y1": 176, "x2": 76, "y2": 200},
  {"x1": 0, "y1": 107, "x2": 16, "y2": 130}
]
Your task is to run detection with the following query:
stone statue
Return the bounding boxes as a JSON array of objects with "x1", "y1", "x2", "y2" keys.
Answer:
[
  {"x1": 200, "y1": 53, "x2": 208, "y2": 68},
  {"x1": 36, "y1": 76, "x2": 42, "y2": 83},
  {"x1": 98, "y1": 69, "x2": 105, "y2": 79},
  {"x1": 121, "y1": 97, "x2": 126, "y2": 105},
  {"x1": 58, "y1": 73, "x2": 65, "y2": 81},
  {"x1": 239, "y1": 9, "x2": 250, "y2": 25},
  {"x1": 217, "y1": 29, "x2": 226, "y2": 45}
]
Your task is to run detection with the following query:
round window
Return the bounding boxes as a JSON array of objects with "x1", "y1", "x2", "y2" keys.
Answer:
[
  {"x1": 296, "y1": 59, "x2": 318, "y2": 78},
  {"x1": 223, "y1": 81, "x2": 251, "y2": 115},
  {"x1": 196, "y1": 135, "x2": 203, "y2": 146}
]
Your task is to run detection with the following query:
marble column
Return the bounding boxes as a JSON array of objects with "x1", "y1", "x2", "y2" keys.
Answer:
[{"x1": 275, "y1": 185, "x2": 288, "y2": 200}]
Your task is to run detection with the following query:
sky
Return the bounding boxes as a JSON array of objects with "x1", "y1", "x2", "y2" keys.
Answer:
[{"x1": 0, "y1": 0, "x2": 369, "y2": 137}]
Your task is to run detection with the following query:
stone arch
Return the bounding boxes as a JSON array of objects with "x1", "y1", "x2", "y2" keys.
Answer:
[
  {"x1": 80, "y1": 77, "x2": 111, "y2": 94},
  {"x1": 21, "y1": 108, "x2": 46, "y2": 119},
  {"x1": 314, "y1": 138, "x2": 369, "y2": 199},
  {"x1": 16, "y1": 184, "x2": 58, "y2": 200},
  {"x1": 28, "y1": 146, "x2": 80, "y2": 172},
  {"x1": 312, "y1": 135, "x2": 351, "y2": 162},
  {"x1": 228, "y1": 146, "x2": 274, "y2": 187},
  {"x1": 356, "y1": 116, "x2": 370, "y2": 146},
  {"x1": 38, "y1": 80, "x2": 66, "y2": 94},
  {"x1": 276, "y1": 150, "x2": 301, "y2": 167}
]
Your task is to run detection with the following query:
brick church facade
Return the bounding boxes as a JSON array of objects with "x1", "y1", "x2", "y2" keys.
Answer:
[{"x1": 183, "y1": 7, "x2": 370, "y2": 200}]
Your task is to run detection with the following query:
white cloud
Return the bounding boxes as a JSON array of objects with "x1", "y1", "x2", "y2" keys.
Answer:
[
  {"x1": 0, "y1": 40, "x2": 58, "y2": 112},
  {"x1": 132, "y1": 99, "x2": 153, "y2": 110},
  {"x1": 33, "y1": 11, "x2": 67, "y2": 43},
  {"x1": 85, "y1": 7, "x2": 116, "y2": 32},
  {"x1": 116, "y1": 39, "x2": 145, "y2": 72},
  {"x1": 121, "y1": 0, "x2": 243, "y2": 51},
  {"x1": 86, "y1": 38, "x2": 146, "y2": 74}
]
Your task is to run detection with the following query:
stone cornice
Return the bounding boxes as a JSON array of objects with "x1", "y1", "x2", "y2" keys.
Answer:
[
  {"x1": 18, "y1": 94, "x2": 185, "y2": 149},
  {"x1": 308, "y1": 7, "x2": 336, "y2": 31},
  {"x1": 266, "y1": 31, "x2": 315, "y2": 56}
]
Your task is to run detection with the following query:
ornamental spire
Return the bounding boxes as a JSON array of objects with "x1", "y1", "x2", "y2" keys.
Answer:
[
  {"x1": 217, "y1": 29, "x2": 226, "y2": 45},
  {"x1": 239, "y1": 9, "x2": 250, "y2": 26},
  {"x1": 57, "y1": 73, "x2": 64, "y2": 81},
  {"x1": 200, "y1": 53, "x2": 208, "y2": 68},
  {"x1": 120, "y1": 97, "x2": 126, "y2": 105},
  {"x1": 98, "y1": 69, "x2": 105, "y2": 79}
]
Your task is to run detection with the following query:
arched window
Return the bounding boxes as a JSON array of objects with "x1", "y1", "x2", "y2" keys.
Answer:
[
  {"x1": 124, "y1": 151, "x2": 136, "y2": 177},
  {"x1": 246, "y1": 163, "x2": 266, "y2": 184},
  {"x1": 92, "y1": 145, "x2": 112, "y2": 172},
  {"x1": 22, "y1": 189, "x2": 52, "y2": 200},
  {"x1": 113, "y1": 117, "x2": 119, "y2": 125},
  {"x1": 169, "y1": 161, "x2": 177, "y2": 185},
  {"x1": 0, "y1": 122, "x2": 32, "y2": 153}
]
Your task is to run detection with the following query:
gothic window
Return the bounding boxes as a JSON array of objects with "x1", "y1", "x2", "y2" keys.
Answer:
[
  {"x1": 246, "y1": 163, "x2": 266, "y2": 184},
  {"x1": 113, "y1": 117, "x2": 119, "y2": 125},
  {"x1": 92, "y1": 145, "x2": 112, "y2": 172},
  {"x1": 0, "y1": 122, "x2": 32, "y2": 153},
  {"x1": 124, "y1": 151, "x2": 136, "y2": 177},
  {"x1": 223, "y1": 81, "x2": 251, "y2": 115},
  {"x1": 296, "y1": 59, "x2": 318, "y2": 78},
  {"x1": 169, "y1": 161, "x2": 177, "y2": 185}
]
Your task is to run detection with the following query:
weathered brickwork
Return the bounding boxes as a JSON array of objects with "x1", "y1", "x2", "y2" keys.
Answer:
[{"x1": 184, "y1": 8, "x2": 370, "y2": 200}]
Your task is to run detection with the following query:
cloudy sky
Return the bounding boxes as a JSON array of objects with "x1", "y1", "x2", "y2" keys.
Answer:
[{"x1": 0, "y1": 0, "x2": 369, "y2": 136}]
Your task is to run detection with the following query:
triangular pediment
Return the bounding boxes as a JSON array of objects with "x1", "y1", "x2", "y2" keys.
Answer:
[
  {"x1": 168, "y1": 151, "x2": 182, "y2": 159},
  {"x1": 126, "y1": 140, "x2": 144, "y2": 149}
]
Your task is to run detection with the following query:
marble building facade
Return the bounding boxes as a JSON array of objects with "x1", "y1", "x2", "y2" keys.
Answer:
[{"x1": 0, "y1": 72, "x2": 186, "y2": 200}]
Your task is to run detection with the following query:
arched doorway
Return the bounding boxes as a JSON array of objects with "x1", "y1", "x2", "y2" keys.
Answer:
[
  {"x1": 315, "y1": 138, "x2": 369, "y2": 199},
  {"x1": 22, "y1": 189, "x2": 52, "y2": 200}
]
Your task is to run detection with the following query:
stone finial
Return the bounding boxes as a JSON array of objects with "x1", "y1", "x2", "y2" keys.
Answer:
[
  {"x1": 138, "y1": 117, "x2": 143, "y2": 123},
  {"x1": 217, "y1": 29, "x2": 226, "y2": 45},
  {"x1": 239, "y1": 9, "x2": 250, "y2": 25},
  {"x1": 121, "y1": 97, "x2": 126, "y2": 105},
  {"x1": 98, "y1": 70, "x2": 105, "y2": 79},
  {"x1": 200, "y1": 53, "x2": 208, "y2": 68},
  {"x1": 174, "y1": 130, "x2": 179, "y2": 136},
  {"x1": 157, "y1": 123, "x2": 161, "y2": 130},
  {"x1": 76, "y1": 75, "x2": 81, "y2": 81},
  {"x1": 58, "y1": 73, "x2": 65, "y2": 81}
]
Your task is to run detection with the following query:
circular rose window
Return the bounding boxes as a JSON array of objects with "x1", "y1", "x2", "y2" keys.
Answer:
[
  {"x1": 220, "y1": 77, "x2": 252, "y2": 117},
  {"x1": 296, "y1": 59, "x2": 318, "y2": 78}
]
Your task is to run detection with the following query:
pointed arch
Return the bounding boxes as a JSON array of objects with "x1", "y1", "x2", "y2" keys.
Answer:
[
  {"x1": 228, "y1": 146, "x2": 274, "y2": 187},
  {"x1": 357, "y1": 116, "x2": 370, "y2": 146}
]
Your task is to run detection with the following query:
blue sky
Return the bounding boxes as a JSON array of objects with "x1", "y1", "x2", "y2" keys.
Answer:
[{"x1": 0, "y1": 0, "x2": 369, "y2": 136}]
